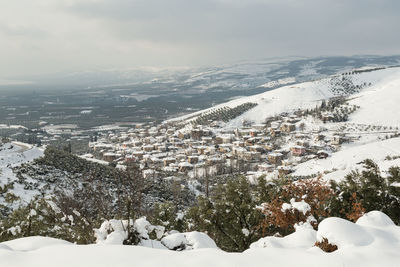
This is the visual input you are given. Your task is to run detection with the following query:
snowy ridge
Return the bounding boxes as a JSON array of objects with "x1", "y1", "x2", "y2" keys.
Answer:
[
  {"x1": 226, "y1": 66, "x2": 400, "y2": 127},
  {"x1": 168, "y1": 66, "x2": 400, "y2": 127}
]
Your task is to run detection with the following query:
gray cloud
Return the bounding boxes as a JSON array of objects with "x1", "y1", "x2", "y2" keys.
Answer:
[{"x1": 0, "y1": 0, "x2": 399, "y2": 77}]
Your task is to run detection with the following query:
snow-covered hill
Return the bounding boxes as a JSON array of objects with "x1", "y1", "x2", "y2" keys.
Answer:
[
  {"x1": 168, "y1": 66, "x2": 400, "y2": 183},
  {"x1": 0, "y1": 142, "x2": 43, "y2": 206},
  {"x1": 289, "y1": 68, "x2": 400, "y2": 180},
  {"x1": 348, "y1": 71, "x2": 400, "y2": 127},
  {"x1": 293, "y1": 137, "x2": 400, "y2": 181},
  {"x1": 170, "y1": 66, "x2": 400, "y2": 127}
]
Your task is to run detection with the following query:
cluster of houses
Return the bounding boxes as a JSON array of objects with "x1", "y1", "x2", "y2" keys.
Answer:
[{"x1": 86, "y1": 112, "x2": 348, "y2": 180}]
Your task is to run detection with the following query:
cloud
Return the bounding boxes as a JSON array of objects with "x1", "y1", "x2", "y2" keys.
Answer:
[{"x1": 0, "y1": 0, "x2": 399, "y2": 77}]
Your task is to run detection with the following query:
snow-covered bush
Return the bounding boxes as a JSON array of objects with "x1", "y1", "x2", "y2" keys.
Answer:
[
  {"x1": 150, "y1": 201, "x2": 186, "y2": 233},
  {"x1": 258, "y1": 176, "x2": 334, "y2": 236},
  {"x1": 0, "y1": 196, "x2": 94, "y2": 244},
  {"x1": 186, "y1": 176, "x2": 264, "y2": 252},
  {"x1": 330, "y1": 159, "x2": 400, "y2": 224},
  {"x1": 250, "y1": 210, "x2": 399, "y2": 255},
  {"x1": 161, "y1": 231, "x2": 217, "y2": 251},
  {"x1": 94, "y1": 217, "x2": 165, "y2": 245},
  {"x1": 94, "y1": 217, "x2": 217, "y2": 251}
]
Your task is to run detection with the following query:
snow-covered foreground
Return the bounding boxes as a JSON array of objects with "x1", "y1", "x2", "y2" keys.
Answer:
[{"x1": 1, "y1": 211, "x2": 399, "y2": 267}]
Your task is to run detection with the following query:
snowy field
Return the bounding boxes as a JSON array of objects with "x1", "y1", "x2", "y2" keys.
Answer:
[
  {"x1": 293, "y1": 137, "x2": 400, "y2": 181},
  {"x1": 0, "y1": 211, "x2": 399, "y2": 267}
]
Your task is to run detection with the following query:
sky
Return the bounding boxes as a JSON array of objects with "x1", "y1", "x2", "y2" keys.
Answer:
[{"x1": 0, "y1": 0, "x2": 399, "y2": 78}]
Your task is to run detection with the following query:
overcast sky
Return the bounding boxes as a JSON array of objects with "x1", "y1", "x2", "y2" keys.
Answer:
[{"x1": 1, "y1": 0, "x2": 399, "y2": 78}]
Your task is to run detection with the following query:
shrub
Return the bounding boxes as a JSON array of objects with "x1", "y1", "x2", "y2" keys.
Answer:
[{"x1": 258, "y1": 176, "x2": 335, "y2": 236}]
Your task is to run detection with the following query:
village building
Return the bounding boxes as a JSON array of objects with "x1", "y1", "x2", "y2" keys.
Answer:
[
  {"x1": 331, "y1": 135, "x2": 345, "y2": 145},
  {"x1": 188, "y1": 155, "x2": 199, "y2": 164},
  {"x1": 163, "y1": 157, "x2": 176, "y2": 167},
  {"x1": 278, "y1": 165, "x2": 293, "y2": 176},
  {"x1": 321, "y1": 112, "x2": 335, "y2": 122},
  {"x1": 317, "y1": 150, "x2": 329, "y2": 159},
  {"x1": 291, "y1": 145, "x2": 306, "y2": 156},
  {"x1": 143, "y1": 145, "x2": 154, "y2": 152},
  {"x1": 270, "y1": 128, "x2": 281, "y2": 137},
  {"x1": 132, "y1": 150, "x2": 144, "y2": 160},
  {"x1": 258, "y1": 163, "x2": 274, "y2": 172},
  {"x1": 252, "y1": 124, "x2": 266, "y2": 131},
  {"x1": 103, "y1": 152, "x2": 121, "y2": 162},
  {"x1": 295, "y1": 140, "x2": 309, "y2": 147},
  {"x1": 201, "y1": 136, "x2": 213, "y2": 145},
  {"x1": 233, "y1": 141, "x2": 245, "y2": 147},
  {"x1": 268, "y1": 152, "x2": 283, "y2": 165},
  {"x1": 280, "y1": 123, "x2": 296, "y2": 133}
]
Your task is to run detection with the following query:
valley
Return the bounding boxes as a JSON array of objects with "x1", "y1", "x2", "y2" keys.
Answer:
[{"x1": 1, "y1": 56, "x2": 400, "y2": 266}]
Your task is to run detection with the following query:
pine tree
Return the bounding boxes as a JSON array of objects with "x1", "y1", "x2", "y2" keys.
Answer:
[
  {"x1": 330, "y1": 159, "x2": 400, "y2": 224},
  {"x1": 0, "y1": 197, "x2": 95, "y2": 243},
  {"x1": 150, "y1": 201, "x2": 186, "y2": 233},
  {"x1": 186, "y1": 176, "x2": 263, "y2": 252}
]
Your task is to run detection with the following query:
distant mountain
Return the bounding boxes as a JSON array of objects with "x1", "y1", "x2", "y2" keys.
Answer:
[
  {"x1": 8, "y1": 55, "x2": 400, "y2": 90},
  {"x1": 1, "y1": 55, "x2": 400, "y2": 129}
]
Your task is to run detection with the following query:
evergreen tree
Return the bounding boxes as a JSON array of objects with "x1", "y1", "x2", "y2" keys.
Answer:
[
  {"x1": 150, "y1": 201, "x2": 186, "y2": 233},
  {"x1": 186, "y1": 176, "x2": 263, "y2": 252},
  {"x1": 0, "y1": 197, "x2": 95, "y2": 243},
  {"x1": 330, "y1": 159, "x2": 400, "y2": 224}
]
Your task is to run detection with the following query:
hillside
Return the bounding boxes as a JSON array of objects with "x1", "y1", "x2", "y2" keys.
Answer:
[
  {"x1": 0, "y1": 142, "x2": 43, "y2": 207},
  {"x1": 169, "y1": 66, "x2": 400, "y2": 127},
  {"x1": 293, "y1": 137, "x2": 400, "y2": 181},
  {"x1": 167, "y1": 66, "x2": 400, "y2": 183},
  {"x1": 348, "y1": 70, "x2": 400, "y2": 127}
]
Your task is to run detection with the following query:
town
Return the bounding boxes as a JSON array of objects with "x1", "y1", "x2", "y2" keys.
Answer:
[{"x1": 79, "y1": 97, "x2": 399, "y2": 183}]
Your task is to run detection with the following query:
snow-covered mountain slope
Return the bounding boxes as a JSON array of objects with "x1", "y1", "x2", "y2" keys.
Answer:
[
  {"x1": 23, "y1": 55, "x2": 400, "y2": 89},
  {"x1": 1, "y1": 211, "x2": 399, "y2": 267},
  {"x1": 169, "y1": 66, "x2": 400, "y2": 127},
  {"x1": 229, "y1": 66, "x2": 400, "y2": 127},
  {"x1": 348, "y1": 71, "x2": 400, "y2": 127},
  {"x1": 0, "y1": 142, "x2": 44, "y2": 205},
  {"x1": 166, "y1": 76, "x2": 334, "y2": 124},
  {"x1": 168, "y1": 66, "x2": 400, "y2": 183},
  {"x1": 290, "y1": 68, "x2": 400, "y2": 180},
  {"x1": 293, "y1": 137, "x2": 400, "y2": 181}
]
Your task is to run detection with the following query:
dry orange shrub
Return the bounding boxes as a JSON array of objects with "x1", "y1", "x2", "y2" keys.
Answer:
[
  {"x1": 345, "y1": 192, "x2": 366, "y2": 222},
  {"x1": 258, "y1": 176, "x2": 335, "y2": 236}
]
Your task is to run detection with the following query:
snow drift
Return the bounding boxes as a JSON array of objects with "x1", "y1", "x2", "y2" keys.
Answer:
[{"x1": 1, "y1": 211, "x2": 399, "y2": 267}]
